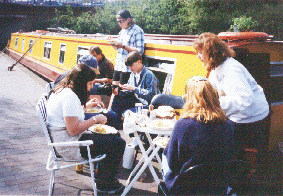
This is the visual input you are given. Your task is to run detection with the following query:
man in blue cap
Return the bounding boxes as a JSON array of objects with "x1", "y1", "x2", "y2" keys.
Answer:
[
  {"x1": 79, "y1": 54, "x2": 98, "y2": 70},
  {"x1": 53, "y1": 54, "x2": 98, "y2": 86}
]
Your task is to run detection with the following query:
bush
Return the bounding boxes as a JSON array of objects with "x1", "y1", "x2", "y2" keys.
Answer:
[
  {"x1": 230, "y1": 16, "x2": 258, "y2": 32},
  {"x1": 49, "y1": 0, "x2": 283, "y2": 40}
]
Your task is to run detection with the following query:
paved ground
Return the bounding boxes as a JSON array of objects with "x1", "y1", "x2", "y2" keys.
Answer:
[{"x1": 0, "y1": 53, "x2": 282, "y2": 196}]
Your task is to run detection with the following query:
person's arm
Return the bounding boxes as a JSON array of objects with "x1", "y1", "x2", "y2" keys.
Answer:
[
  {"x1": 94, "y1": 78, "x2": 112, "y2": 84},
  {"x1": 164, "y1": 120, "x2": 183, "y2": 174},
  {"x1": 218, "y1": 63, "x2": 255, "y2": 117},
  {"x1": 108, "y1": 28, "x2": 145, "y2": 54},
  {"x1": 112, "y1": 43, "x2": 139, "y2": 53},
  {"x1": 134, "y1": 73, "x2": 160, "y2": 103},
  {"x1": 64, "y1": 114, "x2": 107, "y2": 136}
]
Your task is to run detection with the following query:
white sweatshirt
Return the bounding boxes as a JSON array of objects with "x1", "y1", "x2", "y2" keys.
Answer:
[{"x1": 209, "y1": 57, "x2": 269, "y2": 123}]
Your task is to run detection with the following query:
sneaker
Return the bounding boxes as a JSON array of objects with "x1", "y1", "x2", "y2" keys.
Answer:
[{"x1": 96, "y1": 179, "x2": 124, "y2": 195}]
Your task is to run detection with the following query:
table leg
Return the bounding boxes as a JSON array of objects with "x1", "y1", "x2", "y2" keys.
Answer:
[
  {"x1": 145, "y1": 132, "x2": 162, "y2": 166},
  {"x1": 122, "y1": 131, "x2": 162, "y2": 196},
  {"x1": 121, "y1": 144, "x2": 161, "y2": 196}
]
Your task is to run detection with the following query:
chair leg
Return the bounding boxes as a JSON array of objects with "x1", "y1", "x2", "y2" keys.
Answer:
[
  {"x1": 89, "y1": 161, "x2": 97, "y2": 196},
  {"x1": 49, "y1": 170, "x2": 55, "y2": 196}
]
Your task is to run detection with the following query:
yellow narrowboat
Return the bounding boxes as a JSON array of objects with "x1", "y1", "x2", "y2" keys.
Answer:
[{"x1": 5, "y1": 30, "x2": 283, "y2": 150}]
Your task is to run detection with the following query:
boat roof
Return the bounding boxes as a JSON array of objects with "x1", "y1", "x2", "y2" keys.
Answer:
[{"x1": 12, "y1": 30, "x2": 275, "y2": 48}]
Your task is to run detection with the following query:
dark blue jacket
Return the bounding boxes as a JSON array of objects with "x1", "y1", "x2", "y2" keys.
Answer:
[{"x1": 164, "y1": 117, "x2": 236, "y2": 192}]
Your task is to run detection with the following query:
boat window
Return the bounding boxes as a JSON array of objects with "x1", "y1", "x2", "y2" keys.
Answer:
[
  {"x1": 29, "y1": 39, "x2": 34, "y2": 54},
  {"x1": 143, "y1": 56, "x2": 176, "y2": 94},
  {"x1": 15, "y1": 37, "x2": 18, "y2": 49},
  {"x1": 22, "y1": 38, "x2": 25, "y2": 51},
  {"x1": 43, "y1": 41, "x2": 52, "y2": 59},
  {"x1": 59, "y1": 44, "x2": 66, "y2": 64},
  {"x1": 77, "y1": 47, "x2": 90, "y2": 63}
]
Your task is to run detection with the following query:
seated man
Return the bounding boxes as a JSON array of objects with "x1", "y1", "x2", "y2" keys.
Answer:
[
  {"x1": 110, "y1": 51, "x2": 161, "y2": 127},
  {"x1": 89, "y1": 46, "x2": 114, "y2": 96}
]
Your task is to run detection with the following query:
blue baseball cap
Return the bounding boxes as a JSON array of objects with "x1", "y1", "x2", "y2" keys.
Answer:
[{"x1": 79, "y1": 55, "x2": 98, "y2": 69}]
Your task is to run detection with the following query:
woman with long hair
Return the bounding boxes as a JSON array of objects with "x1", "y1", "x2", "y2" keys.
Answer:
[
  {"x1": 46, "y1": 64, "x2": 126, "y2": 194},
  {"x1": 162, "y1": 76, "x2": 236, "y2": 195},
  {"x1": 194, "y1": 32, "x2": 270, "y2": 168}
]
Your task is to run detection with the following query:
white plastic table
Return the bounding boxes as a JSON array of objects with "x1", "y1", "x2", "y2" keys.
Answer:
[{"x1": 121, "y1": 120, "x2": 174, "y2": 196}]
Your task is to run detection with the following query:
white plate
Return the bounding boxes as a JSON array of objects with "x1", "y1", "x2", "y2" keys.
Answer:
[
  {"x1": 153, "y1": 137, "x2": 170, "y2": 148},
  {"x1": 88, "y1": 124, "x2": 118, "y2": 134},
  {"x1": 147, "y1": 119, "x2": 175, "y2": 131},
  {"x1": 108, "y1": 41, "x2": 119, "y2": 45},
  {"x1": 86, "y1": 107, "x2": 103, "y2": 114}
]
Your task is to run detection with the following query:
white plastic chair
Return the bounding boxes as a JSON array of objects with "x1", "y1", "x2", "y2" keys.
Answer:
[
  {"x1": 36, "y1": 94, "x2": 106, "y2": 196},
  {"x1": 45, "y1": 82, "x2": 55, "y2": 95}
]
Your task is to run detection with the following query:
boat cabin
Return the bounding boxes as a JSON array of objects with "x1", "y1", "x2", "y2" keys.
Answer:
[{"x1": 5, "y1": 30, "x2": 283, "y2": 150}]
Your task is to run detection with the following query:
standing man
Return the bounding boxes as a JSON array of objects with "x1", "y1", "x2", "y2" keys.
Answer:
[
  {"x1": 107, "y1": 9, "x2": 145, "y2": 108},
  {"x1": 110, "y1": 51, "x2": 160, "y2": 128},
  {"x1": 89, "y1": 45, "x2": 114, "y2": 96}
]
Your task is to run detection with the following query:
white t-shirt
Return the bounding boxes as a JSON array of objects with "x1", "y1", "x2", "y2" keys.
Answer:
[
  {"x1": 209, "y1": 57, "x2": 269, "y2": 123},
  {"x1": 46, "y1": 88, "x2": 86, "y2": 160}
]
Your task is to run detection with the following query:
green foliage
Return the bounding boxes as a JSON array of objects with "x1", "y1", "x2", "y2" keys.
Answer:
[
  {"x1": 255, "y1": 2, "x2": 283, "y2": 40},
  {"x1": 230, "y1": 16, "x2": 258, "y2": 32},
  {"x1": 75, "y1": 12, "x2": 95, "y2": 34},
  {"x1": 48, "y1": 0, "x2": 282, "y2": 40},
  {"x1": 51, "y1": 5, "x2": 76, "y2": 30}
]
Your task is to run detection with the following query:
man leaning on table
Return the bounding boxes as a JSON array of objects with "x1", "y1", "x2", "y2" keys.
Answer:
[{"x1": 110, "y1": 51, "x2": 160, "y2": 128}]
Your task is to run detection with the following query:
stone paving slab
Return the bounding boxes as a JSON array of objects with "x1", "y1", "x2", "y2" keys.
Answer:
[{"x1": 0, "y1": 54, "x2": 159, "y2": 195}]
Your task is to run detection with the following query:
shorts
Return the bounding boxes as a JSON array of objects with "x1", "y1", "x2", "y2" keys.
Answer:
[{"x1": 113, "y1": 70, "x2": 131, "y2": 85}]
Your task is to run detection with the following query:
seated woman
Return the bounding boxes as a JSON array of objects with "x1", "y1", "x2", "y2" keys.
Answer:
[
  {"x1": 46, "y1": 64, "x2": 126, "y2": 195},
  {"x1": 162, "y1": 76, "x2": 236, "y2": 195}
]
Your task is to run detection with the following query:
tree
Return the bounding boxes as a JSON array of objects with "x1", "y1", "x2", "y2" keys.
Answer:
[
  {"x1": 48, "y1": 0, "x2": 282, "y2": 40},
  {"x1": 51, "y1": 5, "x2": 76, "y2": 30}
]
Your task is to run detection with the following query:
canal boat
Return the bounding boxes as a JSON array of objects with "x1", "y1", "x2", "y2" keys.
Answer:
[{"x1": 5, "y1": 30, "x2": 283, "y2": 150}]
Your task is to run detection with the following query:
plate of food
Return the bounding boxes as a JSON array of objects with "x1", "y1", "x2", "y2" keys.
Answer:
[
  {"x1": 88, "y1": 124, "x2": 118, "y2": 134},
  {"x1": 153, "y1": 137, "x2": 170, "y2": 148},
  {"x1": 155, "y1": 106, "x2": 175, "y2": 119},
  {"x1": 86, "y1": 107, "x2": 103, "y2": 114},
  {"x1": 147, "y1": 119, "x2": 175, "y2": 131}
]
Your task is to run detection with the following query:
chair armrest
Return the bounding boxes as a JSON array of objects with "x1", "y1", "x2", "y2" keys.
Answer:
[{"x1": 49, "y1": 140, "x2": 93, "y2": 147}]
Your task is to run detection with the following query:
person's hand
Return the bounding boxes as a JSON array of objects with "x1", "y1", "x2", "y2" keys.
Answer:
[
  {"x1": 218, "y1": 90, "x2": 226, "y2": 97},
  {"x1": 94, "y1": 114, "x2": 107, "y2": 124},
  {"x1": 112, "y1": 85, "x2": 120, "y2": 95},
  {"x1": 113, "y1": 42, "x2": 123, "y2": 48},
  {"x1": 109, "y1": 41, "x2": 122, "y2": 49},
  {"x1": 86, "y1": 98, "x2": 99, "y2": 108},
  {"x1": 87, "y1": 98, "x2": 105, "y2": 108},
  {"x1": 122, "y1": 84, "x2": 135, "y2": 91}
]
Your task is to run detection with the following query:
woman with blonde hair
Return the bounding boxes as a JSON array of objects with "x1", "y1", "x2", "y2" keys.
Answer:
[
  {"x1": 162, "y1": 76, "x2": 236, "y2": 195},
  {"x1": 194, "y1": 32, "x2": 270, "y2": 168}
]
